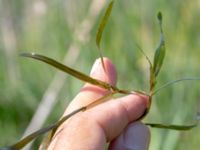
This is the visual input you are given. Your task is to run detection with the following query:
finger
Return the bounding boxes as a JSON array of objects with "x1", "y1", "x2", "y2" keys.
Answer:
[
  {"x1": 65, "y1": 57, "x2": 117, "y2": 113},
  {"x1": 49, "y1": 93, "x2": 148, "y2": 150},
  {"x1": 48, "y1": 57, "x2": 117, "y2": 150},
  {"x1": 85, "y1": 94, "x2": 148, "y2": 141},
  {"x1": 108, "y1": 121, "x2": 150, "y2": 150},
  {"x1": 48, "y1": 57, "x2": 149, "y2": 150}
]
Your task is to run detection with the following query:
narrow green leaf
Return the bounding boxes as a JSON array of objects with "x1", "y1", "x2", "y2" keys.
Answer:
[
  {"x1": 4, "y1": 92, "x2": 117, "y2": 150},
  {"x1": 152, "y1": 77, "x2": 200, "y2": 95},
  {"x1": 4, "y1": 107, "x2": 86, "y2": 150},
  {"x1": 20, "y1": 53, "x2": 115, "y2": 91},
  {"x1": 153, "y1": 11, "x2": 165, "y2": 77},
  {"x1": 20, "y1": 53, "x2": 143, "y2": 95},
  {"x1": 86, "y1": 92, "x2": 114, "y2": 109},
  {"x1": 150, "y1": 66, "x2": 156, "y2": 91},
  {"x1": 134, "y1": 43, "x2": 152, "y2": 68},
  {"x1": 96, "y1": 1, "x2": 114, "y2": 71},
  {"x1": 96, "y1": 0, "x2": 114, "y2": 49},
  {"x1": 146, "y1": 122, "x2": 197, "y2": 130},
  {"x1": 39, "y1": 132, "x2": 53, "y2": 150}
]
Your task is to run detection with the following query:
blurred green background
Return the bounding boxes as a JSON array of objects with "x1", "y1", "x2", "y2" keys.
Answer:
[{"x1": 0, "y1": 0, "x2": 200, "y2": 149}]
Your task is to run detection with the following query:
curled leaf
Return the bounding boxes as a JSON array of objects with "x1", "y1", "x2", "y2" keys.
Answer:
[{"x1": 152, "y1": 11, "x2": 165, "y2": 77}]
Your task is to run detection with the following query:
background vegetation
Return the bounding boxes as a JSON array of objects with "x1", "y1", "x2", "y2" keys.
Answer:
[{"x1": 0, "y1": 0, "x2": 199, "y2": 149}]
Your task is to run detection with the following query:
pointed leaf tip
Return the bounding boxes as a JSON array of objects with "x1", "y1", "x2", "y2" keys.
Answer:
[
  {"x1": 20, "y1": 52, "x2": 35, "y2": 57},
  {"x1": 20, "y1": 53, "x2": 113, "y2": 90},
  {"x1": 96, "y1": 1, "x2": 114, "y2": 71},
  {"x1": 152, "y1": 12, "x2": 165, "y2": 77},
  {"x1": 96, "y1": 1, "x2": 114, "y2": 49}
]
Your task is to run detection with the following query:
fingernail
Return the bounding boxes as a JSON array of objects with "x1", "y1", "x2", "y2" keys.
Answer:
[
  {"x1": 90, "y1": 58, "x2": 102, "y2": 76},
  {"x1": 89, "y1": 57, "x2": 117, "y2": 86}
]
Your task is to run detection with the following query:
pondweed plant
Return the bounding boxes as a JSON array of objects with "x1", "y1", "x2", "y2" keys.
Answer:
[{"x1": 1, "y1": 1, "x2": 200, "y2": 150}]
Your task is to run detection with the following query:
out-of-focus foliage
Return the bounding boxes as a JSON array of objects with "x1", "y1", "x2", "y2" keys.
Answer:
[{"x1": 0, "y1": 0, "x2": 199, "y2": 149}]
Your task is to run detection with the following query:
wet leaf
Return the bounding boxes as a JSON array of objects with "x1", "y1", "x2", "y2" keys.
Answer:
[{"x1": 153, "y1": 12, "x2": 165, "y2": 77}]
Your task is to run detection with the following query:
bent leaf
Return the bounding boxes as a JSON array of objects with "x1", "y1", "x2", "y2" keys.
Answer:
[
  {"x1": 153, "y1": 12, "x2": 165, "y2": 77},
  {"x1": 20, "y1": 53, "x2": 114, "y2": 91},
  {"x1": 96, "y1": 1, "x2": 114, "y2": 49},
  {"x1": 96, "y1": 1, "x2": 114, "y2": 70}
]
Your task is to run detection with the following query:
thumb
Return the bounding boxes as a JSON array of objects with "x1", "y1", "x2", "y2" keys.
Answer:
[
  {"x1": 65, "y1": 57, "x2": 117, "y2": 113},
  {"x1": 48, "y1": 57, "x2": 117, "y2": 150}
]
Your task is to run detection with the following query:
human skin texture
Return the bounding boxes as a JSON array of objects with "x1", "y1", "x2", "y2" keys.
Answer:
[{"x1": 47, "y1": 57, "x2": 150, "y2": 150}]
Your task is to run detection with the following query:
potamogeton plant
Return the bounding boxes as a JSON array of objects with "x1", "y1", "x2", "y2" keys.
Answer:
[{"x1": 1, "y1": 1, "x2": 200, "y2": 150}]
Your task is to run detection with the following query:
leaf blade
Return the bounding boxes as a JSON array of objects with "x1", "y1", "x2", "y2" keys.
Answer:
[
  {"x1": 146, "y1": 122, "x2": 197, "y2": 130},
  {"x1": 96, "y1": 1, "x2": 114, "y2": 71},
  {"x1": 152, "y1": 12, "x2": 165, "y2": 77},
  {"x1": 20, "y1": 53, "x2": 113, "y2": 90},
  {"x1": 7, "y1": 92, "x2": 116, "y2": 150},
  {"x1": 8, "y1": 107, "x2": 86, "y2": 150},
  {"x1": 152, "y1": 77, "x2": 200, "y2": 95},
  {"x1": 96, "y1": 1, "x2": 114, "y2": 49},
  {"x1": 134, "y1": 43, "x2": 153, "y2": 68}
]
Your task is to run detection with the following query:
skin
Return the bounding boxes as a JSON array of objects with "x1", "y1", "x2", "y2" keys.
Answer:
[{"x1": 47, "y1": 57, "x2": 150, "y2": 150}]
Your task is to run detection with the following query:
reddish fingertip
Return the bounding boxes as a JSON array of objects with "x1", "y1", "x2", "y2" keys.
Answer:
[
  {"x1": 90, "y1": 57, "x2": 117, "y2": 86},
  {"x1": 138, "y1": 94, "x2": 150, "y2": 109}
]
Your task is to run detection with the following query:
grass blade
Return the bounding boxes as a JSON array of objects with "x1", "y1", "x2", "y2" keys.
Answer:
[
  {"x1": 96, "y1": 1, "x2": 114, "y2": 70},
  {"x1": 86, "y1": 92, "x2": 115, "y2": 109},
  {"x1": 153, "y1": 12, "x2": 165, "y2": 77},
  {"x1": 152, "y1": 77, "x2": 200, "y2": 95},
  {"x1": 20, "y1": 53, "x2": 115, "y2": 91},
  {"x1": 134, "y1": 43, "x2": 152, "y2": 68},
  {"x1": 146, "y1": 122, "x2": 197, "y2": 130},
  {"x1": 96, "y1": 0, "x2": 113, "y2": 49},
  {"x1": 20, "y1": 53, "x2": 144, "y2": 95},
  {"x1": 3, "y1": 92, "x2": 115, "y2": 150},
  {"x1": 3, "y1": 107, "x2": 86, "y2": 150}
]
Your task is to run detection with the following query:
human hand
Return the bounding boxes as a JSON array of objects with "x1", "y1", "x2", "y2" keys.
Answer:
[{"x1": 48, "y1": 57, "x2": 150, "y2": 150}]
